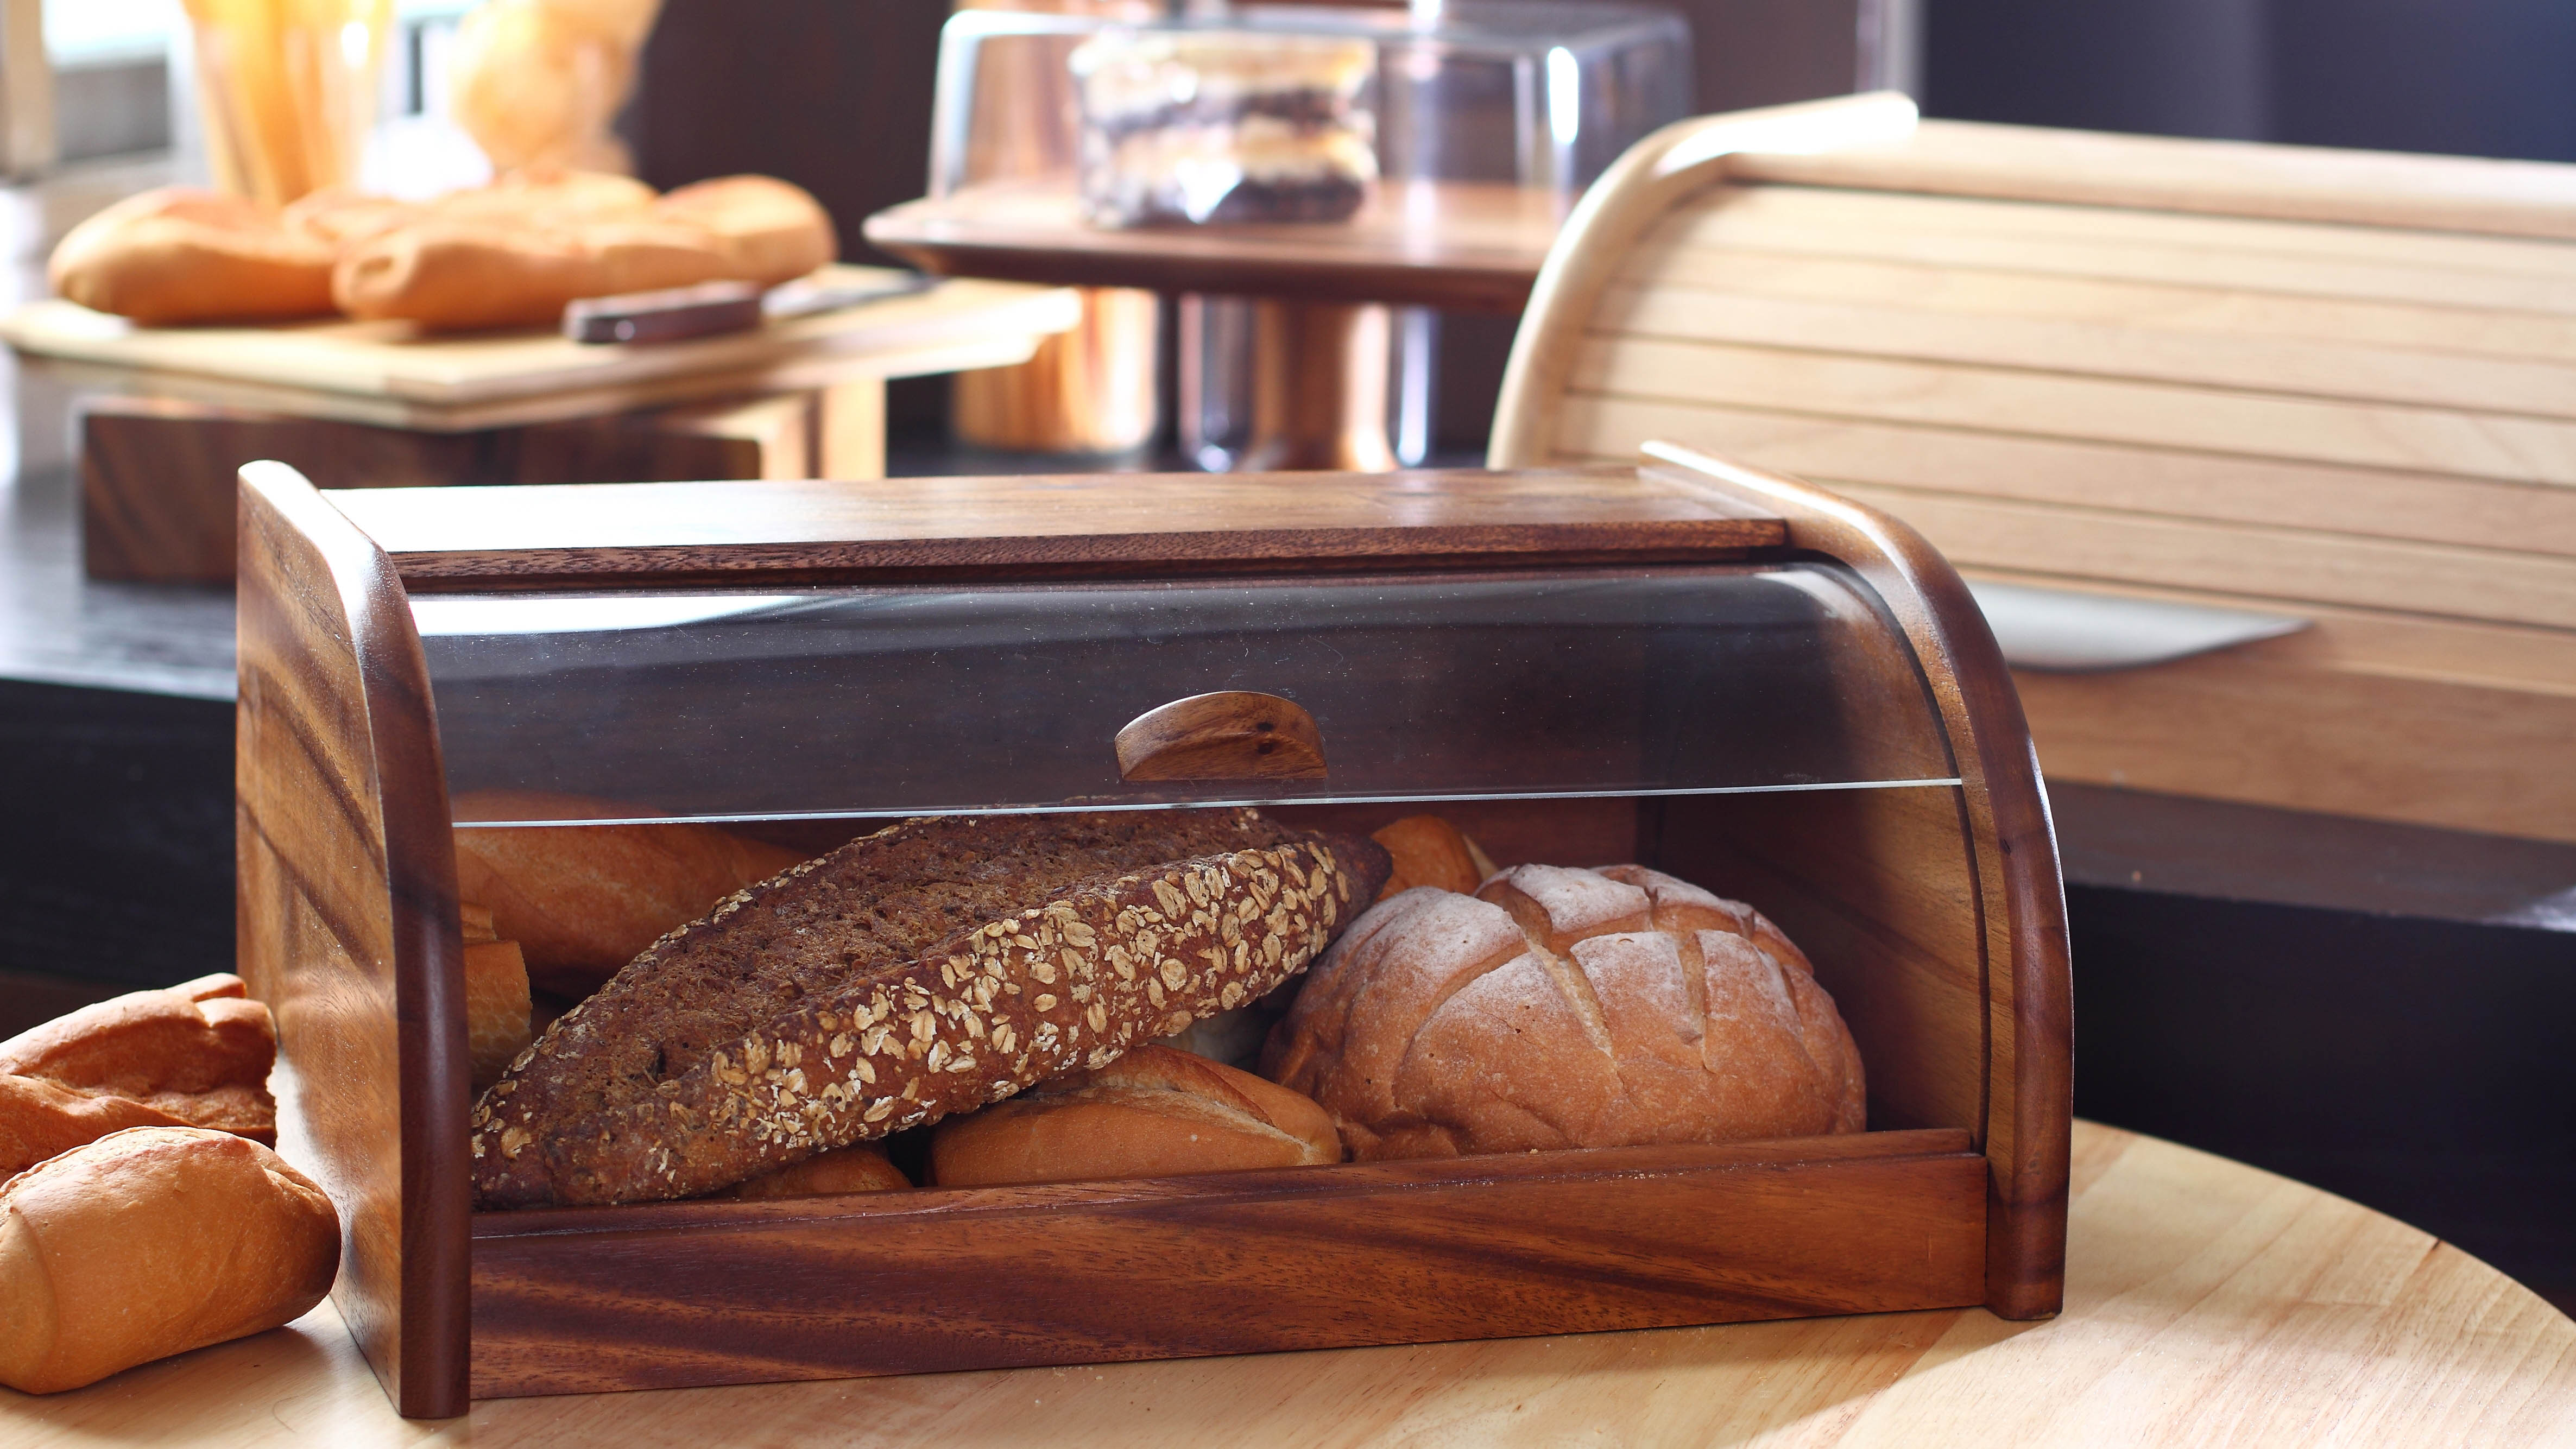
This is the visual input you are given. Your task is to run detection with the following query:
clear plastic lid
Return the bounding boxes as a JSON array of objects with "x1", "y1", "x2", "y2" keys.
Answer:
[{"x1": 415, "y1": 564, "x2": 1958, "y2": 826}]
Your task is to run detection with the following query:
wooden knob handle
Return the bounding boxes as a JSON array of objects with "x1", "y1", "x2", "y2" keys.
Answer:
[{"x1": 1114, "y1": 692, "x2": 1327, "y2": 782}]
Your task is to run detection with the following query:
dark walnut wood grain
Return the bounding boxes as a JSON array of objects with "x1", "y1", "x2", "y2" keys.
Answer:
[
  {"x1": 1642, "y1": 443, "x2": 2074, "y2": 1321},
  {"x1": 237, "y1": 461, "x2": 471, "y2": 1416},
  {"x1": 327, "y1": 468, "x2": 1788, "y2": 591},
  {"x1": 468, "y1": 1129, "x2": 1986, "y2": 1398},
  {"x1": 863, "y1": 179, "x2": 1564, "y2": 315},
  {"x1": 1115, "y1": 692, "x2": 1328, "y2": 782},
  {"x1": 85, "y1": 395, "x2": 812, "y2": 585}
]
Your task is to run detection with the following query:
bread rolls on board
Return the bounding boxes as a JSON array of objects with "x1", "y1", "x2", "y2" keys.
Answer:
[
  {"x1": 932, "y1": 1043, "x2": 1337, "y2": 1187},
  {"x1": 451, "y1": 792, "x2": 809, "y2": 997},
  {"x1": 1266, "y1": 863, "x2": 1865, "y2": 1160},
  {"x1": 0, "y1": 1127, "x2": 338, "y2": 1395},
  {"x1": 471, "y1": 810, "x2": 1389, "y2": 1207},
  {"x1": 51, "y1": 168, "x2": 830, "y2": 333},
  {"x1": 332, "y1": 174, "x2": 837, "y2": 330},
  {"x1": 0, "y1": 973, "x2": 276, "y2": 1143},
  {"x1": 46, "y1": 188, "x2": 336, "y2": 325},
  {"x1": 652, "y1": 175, "x2": 840, "y2": 285},
  {"x1": 280, "y1": 168, "x2": 659, "y2": 249}
]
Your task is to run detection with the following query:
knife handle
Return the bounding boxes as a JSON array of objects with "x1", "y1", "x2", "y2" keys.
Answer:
[{"x1": 564, "y1": 280, "x2": 763, "y2": 344}]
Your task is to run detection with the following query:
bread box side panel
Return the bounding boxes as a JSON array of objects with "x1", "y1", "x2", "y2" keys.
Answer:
[
  {"x1": 236, "y1": 463, "x2": 473, "y2": 1418},
  {"x1": 467, "y1": 1130, "x2": 1986, "y2": 1399},
  {"x1": 1644, "y1": 446, "x2": 2073, "y2": 1320}
]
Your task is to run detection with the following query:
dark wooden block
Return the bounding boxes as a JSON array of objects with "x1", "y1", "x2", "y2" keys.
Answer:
[{"x1": 83, "y1": 394, "x2": 827, "y2": 585}]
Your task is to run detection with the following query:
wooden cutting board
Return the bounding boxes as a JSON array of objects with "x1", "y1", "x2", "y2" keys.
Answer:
[{"x1": 0, "y1": 265, "x2": 1082, "y2": 432}]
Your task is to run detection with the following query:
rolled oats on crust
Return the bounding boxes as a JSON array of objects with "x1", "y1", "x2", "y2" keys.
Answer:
[{"x1": 471, "y1": 811, "x2": 1387, "y2": 1207}]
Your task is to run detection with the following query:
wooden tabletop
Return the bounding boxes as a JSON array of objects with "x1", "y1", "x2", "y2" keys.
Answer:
[
  {"x1": 3, "y1": 1121, "x2": 2567, "y2": 1446},
  {"x1": 0, "y1": 267, "x2": 1081, "y2": 433},
  {"x1": 863, "y1": 179, "x2": 1567, "y2": 314}
]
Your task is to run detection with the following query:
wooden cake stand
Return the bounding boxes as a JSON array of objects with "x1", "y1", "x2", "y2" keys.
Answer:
[{"x1": 864, "y1": 180, "x2": 1566, "y2": 471}]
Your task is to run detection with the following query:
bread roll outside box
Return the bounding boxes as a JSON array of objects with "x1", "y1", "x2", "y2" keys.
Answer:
[{"x1": 234, "y1": 451, "x2": 2070, "y2": 1416}]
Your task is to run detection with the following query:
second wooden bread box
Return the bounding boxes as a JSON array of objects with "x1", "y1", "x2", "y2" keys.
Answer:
[{"x1": 235, "y1": 447, "x2": 2072, "y2": 1416}]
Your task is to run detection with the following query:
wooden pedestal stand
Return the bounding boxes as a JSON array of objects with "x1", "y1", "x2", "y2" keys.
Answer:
[{"x1": 866, "y1": 180, "x2": 1565, "y2": 471}]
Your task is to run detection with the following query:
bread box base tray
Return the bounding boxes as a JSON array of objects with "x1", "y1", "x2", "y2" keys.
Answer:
[{"x1": 468, "y1": 1128, "x2": 1984, "y2": 1399}]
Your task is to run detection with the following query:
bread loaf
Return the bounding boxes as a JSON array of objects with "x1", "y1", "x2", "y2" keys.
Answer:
[
  {"x1": 472, "y1": 809, "x2": 1388, "y2": 1207},
  {"x1": 1368, "y1": 814, "x2": 1486, "y2": 898},
  {"x1": 452, "y1": 792, "x2": 807, "y2": 997},
  {"x1": 719, "y1": 1143, "x2": 910, "y2": 1199},
  {"x1": 932, "y1": 1043, "x2": 1337, "y2": 1187},
  {"x1": 48, "y1": 188, "x2": 336, "y2": 325},
  {"x1": 0, "y1": 975, "x2": 275, "y2": 1143},
  {"x1": 1265, "y1": 864, "x2": 1865, "y2": 1160},
  {"x1": 0, "y1": 1127, "x2": 338, "y2": 1395}
]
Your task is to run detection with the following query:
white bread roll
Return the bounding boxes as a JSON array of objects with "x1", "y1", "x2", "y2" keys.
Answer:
[
  {"x1": 931, "y1": 1043, "x2": 1339, "y2": 1187},
  {"x1": 0, "y1": 1075, "x2": 191, "y2": 1180},
  {"x1": 0, "y1": 973, "x2": 276, "y2": 1143},
  {"x1": 1265, "y1": 864, "x2": 1865, "y2": 1160},
  {"x1": 47, "y1": 187, "x2": 337, "y2": 325},
  {"x1": 0, "y1": 1127, "x2": 339, "y2": 1394}
]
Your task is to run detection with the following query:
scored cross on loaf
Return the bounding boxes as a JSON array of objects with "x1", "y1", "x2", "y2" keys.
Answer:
[{"x1": 1266, "y1": 863, "x2": 1866, "y2": 1160}]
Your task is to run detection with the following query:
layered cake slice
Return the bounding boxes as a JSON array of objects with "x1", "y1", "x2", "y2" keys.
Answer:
[{"x1": 1071, "y1": 30, "x2": 1379, "y2": 226}]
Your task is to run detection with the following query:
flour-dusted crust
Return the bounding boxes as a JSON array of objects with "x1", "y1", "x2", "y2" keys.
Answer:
[
  {"x1": 1265, "y1": 863, "x2": 1865, "y2": 1160},
  {"x1": 473, "y1": 815, "x2": 1386, "y2": 1207}
]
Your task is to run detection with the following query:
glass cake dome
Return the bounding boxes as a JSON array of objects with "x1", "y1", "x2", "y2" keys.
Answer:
[{"x1": 926, "y1": 1, "x2": 1694, "y2": 470}]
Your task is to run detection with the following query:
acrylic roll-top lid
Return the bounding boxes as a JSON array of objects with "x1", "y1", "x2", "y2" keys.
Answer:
[{"x1": 411, "y1": 565, "x2": 1957, "y2": 826}]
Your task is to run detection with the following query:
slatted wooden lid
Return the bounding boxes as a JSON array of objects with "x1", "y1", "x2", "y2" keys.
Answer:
[{"x1": 1504, "y1": 105, "x2": 2576, "y2": 842}]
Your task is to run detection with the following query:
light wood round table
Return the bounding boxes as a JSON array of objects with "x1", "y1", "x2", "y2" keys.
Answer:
[{"x1": 4, "y1": 1121, "x2": 2569, "y2": 1447}]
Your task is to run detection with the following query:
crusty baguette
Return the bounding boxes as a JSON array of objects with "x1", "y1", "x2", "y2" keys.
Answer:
[
  {"x1": 1368, "y1": 814, "x2": 1486, "y2": 898},
  {"x1": 0, "y1": 1127, "x2": 338, "y2": 1394},
  {"x1": 472, "y1": 810, "x2": 1387, "y2": 1207},
  {"x1": 1265, "y1": 864, "x2": 1864, "y2": 1160},
  {"x1": 48, "y1": 187, "x2": 336, "y2": 325},
  {"x1": 931, "y1": 1043, "x2": 1336, "y2": 1187},
  {"x1": 0, "y1": 975, "x2": 275, "y2": 1143},
  {"x1": 0, "y1": 1075, "x2": 192, "y2": 1180},
  {"x1": 718, "y1": 1142, "x2": 910, "y2": 1199},
  {"x1": 463, "y1": 940, "x2": 534, "y2": 1091},
  {"x1": 452, "y1": 792, "x2": 807, "y2": 997}
]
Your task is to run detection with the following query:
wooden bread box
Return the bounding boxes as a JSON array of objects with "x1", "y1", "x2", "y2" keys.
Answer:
[{"x1": 234, "y1": 450, "x2": 2072, "y2": 1417}]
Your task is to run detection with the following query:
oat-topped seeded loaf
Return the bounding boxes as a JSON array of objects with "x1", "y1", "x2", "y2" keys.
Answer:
[{"x1": 473, "y1": 809, "x2": 1388, "y2": 1207}]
